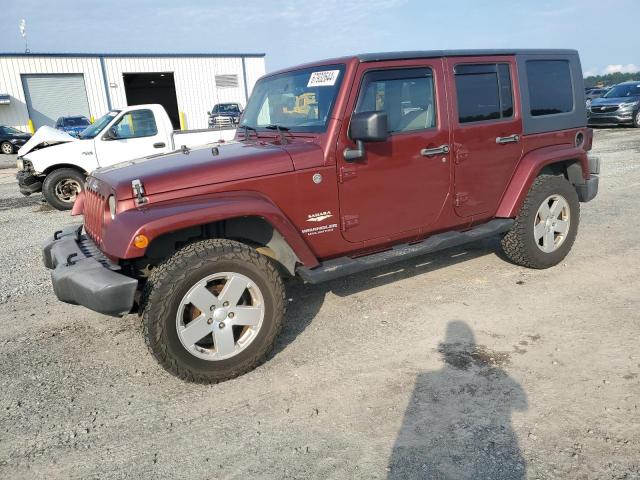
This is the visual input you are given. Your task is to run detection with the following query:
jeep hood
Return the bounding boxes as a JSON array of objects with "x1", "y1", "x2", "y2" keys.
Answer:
[
  {"x1": 93, "y1": 141, "x2": 296, "y2": 200},
  {"x1": 17, "y1": 126, "x2": 75, "y2": 157},
  {"x1": 591, "y1": 95, "x2": 640, "y2": 106}
]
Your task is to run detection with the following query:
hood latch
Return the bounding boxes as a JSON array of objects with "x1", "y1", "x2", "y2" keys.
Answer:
[{"x1": 131, "y1": 179, "x2": 148, "y2": 206}]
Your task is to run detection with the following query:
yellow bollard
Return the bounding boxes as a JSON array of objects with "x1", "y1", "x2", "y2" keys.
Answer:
[
  {"x1": 27, "y1": 119, "x2": 35, "y2": 134},
  {"x1": 90, "y1": 115, "x2": 95, "y2": 124},
  {"x1": 179, "y1": 111, "x2": 186, "y2": 131}
]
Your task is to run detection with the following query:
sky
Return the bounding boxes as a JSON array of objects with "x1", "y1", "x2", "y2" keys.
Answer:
[{"x1": 1, "y1": 0, "x2": 638, "y2": 76}]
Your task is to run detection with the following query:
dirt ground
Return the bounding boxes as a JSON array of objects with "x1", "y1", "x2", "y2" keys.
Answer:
[{"x1": 0, "y1": 129, "x2": 638, "y2": 479}]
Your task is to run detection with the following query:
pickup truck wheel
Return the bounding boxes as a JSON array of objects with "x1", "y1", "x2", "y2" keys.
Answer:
[
  {"x1": 501, "y1": 174, "x2": 580, "y2": 269},
  {"x1": 141, "y1": 239, "x2": 285, "y2": 383},
  {"x1": 1, "y1": 142, "x2": 14, "y2": 154},
  {"x1": 42, "y1": 168, "x2": 85, "y2": 210}
]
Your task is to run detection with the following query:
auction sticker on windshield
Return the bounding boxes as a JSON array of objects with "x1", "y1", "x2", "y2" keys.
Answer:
[{"x1": 308, "y1": 70, "x2": 340, "y2": 87}]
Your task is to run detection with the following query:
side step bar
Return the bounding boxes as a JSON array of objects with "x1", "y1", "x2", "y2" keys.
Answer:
[{"x1": 296, "y1": 218, "x2": 514, "y2": 284}]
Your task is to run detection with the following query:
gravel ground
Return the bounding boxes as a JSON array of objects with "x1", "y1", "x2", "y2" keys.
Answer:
[{"x1": 0, "y1": 130, "x2": 639, "y2": 479}]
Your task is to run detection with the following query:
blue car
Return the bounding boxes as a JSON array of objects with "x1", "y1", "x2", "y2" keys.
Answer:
[{"x1": 54, "y1": 115, "x2": 92, "y2": 137}]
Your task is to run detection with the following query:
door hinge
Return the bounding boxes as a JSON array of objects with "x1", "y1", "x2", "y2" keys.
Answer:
[
  {"x1": 341, "y1": 214, "x2": 360, "y2": 231},
  {"x1": 339, "y1": 165, "x2": 357, "y2": 183},
  {"x1": 455, "y1": 193, "x2": 469, "y2": 207}
]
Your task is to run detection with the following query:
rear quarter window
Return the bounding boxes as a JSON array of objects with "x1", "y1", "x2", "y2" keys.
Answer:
[{"x1": 527, "y1": 60, "x2": 574, "y2": 116}]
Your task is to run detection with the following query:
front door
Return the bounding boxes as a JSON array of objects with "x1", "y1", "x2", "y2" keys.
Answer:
[
  {"x1": 445, "y1": 57, "x2": 523, "y2": 217},
  {"x1": 94, "y1": 108, "x2": 170, "y2": 167},
  {"x1": 337, "y1": 61, "x2": 451, "y2": 243}
]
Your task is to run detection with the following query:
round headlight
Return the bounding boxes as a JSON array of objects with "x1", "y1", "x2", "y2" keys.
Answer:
[{"x1": 108, "y1": 195, "x2": 116, "y2": 220}]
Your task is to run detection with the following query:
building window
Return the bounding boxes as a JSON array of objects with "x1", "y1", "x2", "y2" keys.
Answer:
[
  {"x1": 215, "y1": 74, "x2": 240, "y2": 88},
  {"x1": 454, "y1": 63, "x2": 514, "y2": 124},
  {"x1": 527, "y1": 60, "x2": 573, "y2": 116},
  {"x1": 355, "y1": 68, "x2": 436, "y2": 133}
]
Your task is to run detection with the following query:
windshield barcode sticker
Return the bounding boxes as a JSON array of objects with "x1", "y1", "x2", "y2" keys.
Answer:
[{"x1": 307, "y1": 70, "x2": 340, "y2": 87}]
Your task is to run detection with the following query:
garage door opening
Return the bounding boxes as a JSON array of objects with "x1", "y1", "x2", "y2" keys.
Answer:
[
  {"x1": 22, "y1": 73, "x2": 91, "y2": 129},
  {"x1": 123, "y1": 72, "x2": 180, "y2": 129}
]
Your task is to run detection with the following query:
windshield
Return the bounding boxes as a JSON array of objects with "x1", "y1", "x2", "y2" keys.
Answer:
[
  {"x1": 1, "y1": 126, "x2": 25, "y2": 135},
  {"x1": 78, "y1": 111, "x2": 119, "y2": 139},
  {"x1": 65, "y1": 117, "x2": 90, "y2": 127},
  {"x1": 214, "y1": 104, "x2": 240, "y2": 113},
  {"x1": 240, "y1": 64, "x2": 345, "y2": 133},
  {"x1": 603, "y1": 83, "x2": 640, "y2": 98}
]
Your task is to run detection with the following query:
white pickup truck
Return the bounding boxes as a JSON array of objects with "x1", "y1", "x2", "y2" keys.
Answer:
[{"x1": 16, "y1": 104, "x2": 236, "y2": 210}]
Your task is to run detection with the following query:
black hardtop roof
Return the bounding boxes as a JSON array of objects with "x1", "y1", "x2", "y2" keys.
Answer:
[{"x1": 357, "y1": 49, "x2": 579, "y2": 62}]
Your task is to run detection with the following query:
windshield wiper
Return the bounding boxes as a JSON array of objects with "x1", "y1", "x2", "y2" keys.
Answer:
[
  {"x1": 240, "y1": 124, "x2": 257, "y2": 140},
  {"x1": 265, "y1": 124, "x2": 291, "y2": 144}
]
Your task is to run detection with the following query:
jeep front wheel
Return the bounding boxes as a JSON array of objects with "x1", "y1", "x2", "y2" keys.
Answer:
[
  {"x1": 501, "y1": 174, "x2": 580, "y2": 269},
  {"x1": 142, "y1": 239, "x2": 285, "y2": 383}
]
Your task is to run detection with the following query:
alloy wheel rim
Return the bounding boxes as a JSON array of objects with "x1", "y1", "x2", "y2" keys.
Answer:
[
  {"x1": 55, "y1": 178, "x2": 81, "y2": 203},
  {"x1": 534, "y1": 194, "x2": 570, "y2": 253},
  {"x1": 176, "y1": 272, "x2": 265, "y2": 361},
  {"x1": 1, "y1": 143, "x2": 12, "y2": 154}
]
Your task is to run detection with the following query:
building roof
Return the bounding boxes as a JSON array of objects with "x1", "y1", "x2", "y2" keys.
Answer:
[
  {"x1": 0, "y1": 52, "x2": 265, "y2": 58},
  {"x1": 357, "y1": 49, "x2": 579, "y2": 62}
]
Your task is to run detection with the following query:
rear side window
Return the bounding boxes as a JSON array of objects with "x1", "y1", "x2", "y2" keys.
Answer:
[
  {"x1": 112, "y1": 109, "x2": 158, "y2": 139},
  {"x1": 454, "y1": 64, "x2": 514, "y2": 123},
  {"x1": 527, "y1": 60, "x2": 573, "y2": 116},
  {"x1": 355, "y1": 68, "x2": 436, "y2": 133}
]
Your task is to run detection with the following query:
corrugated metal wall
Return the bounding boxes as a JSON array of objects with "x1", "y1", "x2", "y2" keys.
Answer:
[
  {"x1": 0, "y1": 54, "x2": 266, "y2": 131},
  {"x1": 0, "y1": 56, "x2": 108, "y2": 131}
]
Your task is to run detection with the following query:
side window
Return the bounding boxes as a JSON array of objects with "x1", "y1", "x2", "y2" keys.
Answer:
[
  {"x1": 527, "y1": 60, "x2": 573, "y2": 116},
  {"x1": 454, "y1": 63, "x2": 514, "y2": 123},
  {"x1": 355, "y1": 68, "x2": 436, "y2": 133},
  {"x1": 112, "y1": 109, "x2": 158, "y2": 139}
]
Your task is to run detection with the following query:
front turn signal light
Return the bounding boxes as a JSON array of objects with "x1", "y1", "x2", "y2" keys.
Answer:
[{"x1": 133, "y1": 234, "x2": 149, "y2": 249}]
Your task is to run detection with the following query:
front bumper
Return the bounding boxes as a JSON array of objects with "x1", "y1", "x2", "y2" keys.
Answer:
[
  {"x1": 587, "y1": 110, "x2": 635, "y2": 126},
  {"x1": 42, "y1": 224, "x2": 138, "y2": 317},
  {"x1": 16, "y1": 170, "x2": 43, "y2": 195}
]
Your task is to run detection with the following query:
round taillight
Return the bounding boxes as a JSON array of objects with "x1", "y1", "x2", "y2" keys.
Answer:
[{"x1": 575, "y1": 131, "x2": 585, "y2": 148}]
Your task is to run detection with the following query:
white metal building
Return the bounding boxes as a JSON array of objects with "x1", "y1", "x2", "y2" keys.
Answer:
[{"x1": 0, "y1": 53, "x2": 266, "y2": 131}]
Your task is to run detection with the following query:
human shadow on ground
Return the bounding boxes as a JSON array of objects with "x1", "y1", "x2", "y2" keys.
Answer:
[{"x1": 387, "y1": 321, "x2": 527, "y2": 479}]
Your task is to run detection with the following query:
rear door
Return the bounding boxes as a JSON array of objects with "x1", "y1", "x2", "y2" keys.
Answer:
[
  {"x1": 94, "y1": 108, "x2": 170, "y2": 167},
  {"x1": 336, "y1": 60, "x2": 451, "y2": 243},
  {"x1": 445, "y1": 56, "x2": 523, "y2": 217}
]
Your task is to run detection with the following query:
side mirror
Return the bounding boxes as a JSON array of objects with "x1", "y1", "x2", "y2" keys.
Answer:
[
  {"x1": 103, "y1": 127, "x2": 118, "y2": 141},
  {"x1": 344, "y1": 111, "x2": 388, "y2": 161},
  {"x1": 207, "y1": 111, "x2": 211, "y2": 116}
]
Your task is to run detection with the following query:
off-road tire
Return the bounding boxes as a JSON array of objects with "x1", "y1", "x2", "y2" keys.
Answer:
[
  {"x1": 42, "y1": 168, "x2": 85, "y2": 210},
  {"x1": 1, "y1": 141, "x2": 14, "y2": 155},
  {"x1": 141, "y1": 239, "x2": 286, "y2": 384},
  {"x1": 501, "y1": 174, "x2": 580, "y2": 269}
]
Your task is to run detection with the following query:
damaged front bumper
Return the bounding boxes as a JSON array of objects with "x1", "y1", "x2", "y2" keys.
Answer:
[
  {"x1": 16, "y1": 169, "x2": 43, "y2": 196},
  {"x1": 42, "y1": 224, "x2": 138, "y2": 317}
]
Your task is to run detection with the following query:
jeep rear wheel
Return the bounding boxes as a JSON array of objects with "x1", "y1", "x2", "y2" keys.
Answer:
[
  {"x1": 142, "y1": 239, "x2": 285, "y2": 383},
  {"x1": 42, "y1": 168, "x2": 85, "y2": 210},
  {"x1": 501, "y1": 174, "x2": 580, "y2": 269}
]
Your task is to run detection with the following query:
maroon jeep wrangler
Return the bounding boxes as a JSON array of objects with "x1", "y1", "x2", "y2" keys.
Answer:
[{"x1": 43, "y1": 49, "x2": 599, "y2": 383}]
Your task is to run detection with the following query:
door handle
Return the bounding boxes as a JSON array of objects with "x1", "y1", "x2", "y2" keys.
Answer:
[
  {"x1": 496, "y1": 134, "x2": 520, "y2": 145},
  {"x1": 421, "y1": 145, "x2": 450, "y2": 157},
  {"x1": 153, "y1": 142, "x2": 166, "y2": 148}
]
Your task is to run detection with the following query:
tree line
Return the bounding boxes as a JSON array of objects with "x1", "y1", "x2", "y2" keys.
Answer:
[{"x1": 584, "y1": 71, "x2": 640, "y2": 88}]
